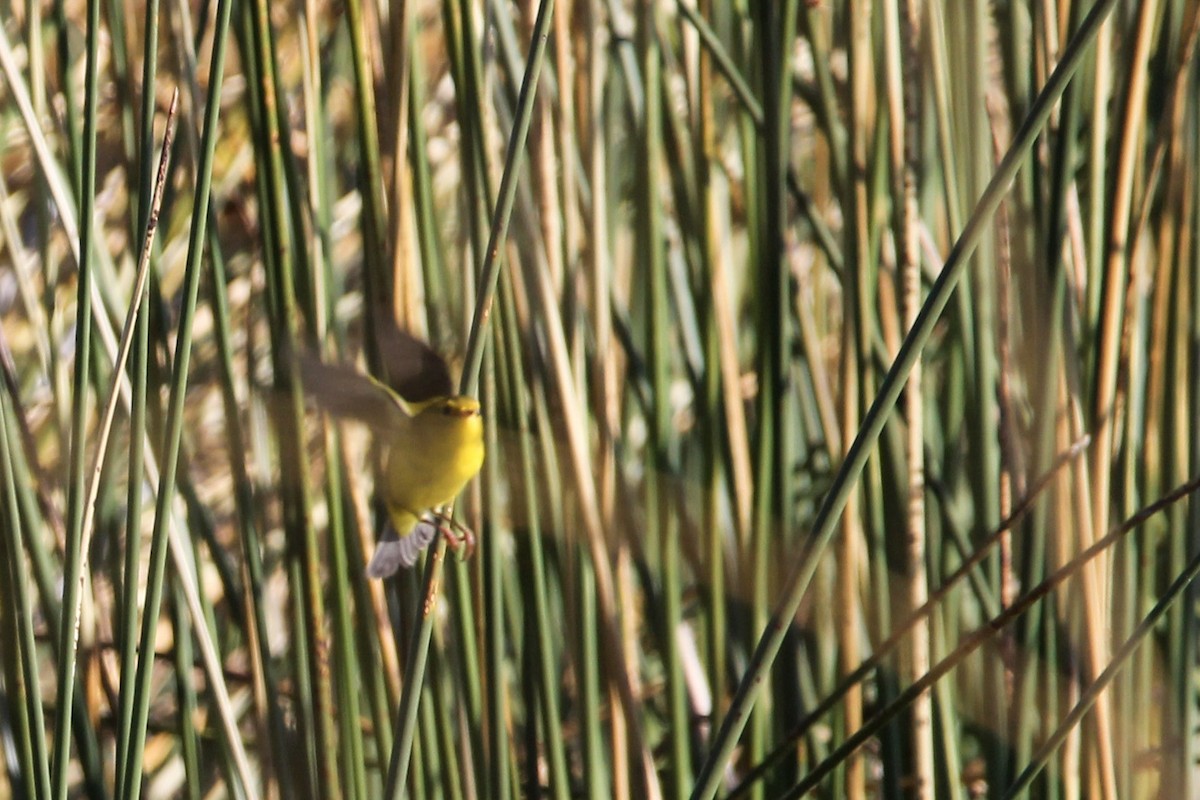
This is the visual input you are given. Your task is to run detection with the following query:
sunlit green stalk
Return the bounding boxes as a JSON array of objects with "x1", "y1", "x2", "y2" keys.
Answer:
[
  {"x1": 49, "y1": 0, "x2": 101, "y2": 793},
  {"x1": 498, "y1": 272, "x2": 571, "y2": 799},
  {"x1": 344, "y1": 0, "x2": 392, "y2": 369}
]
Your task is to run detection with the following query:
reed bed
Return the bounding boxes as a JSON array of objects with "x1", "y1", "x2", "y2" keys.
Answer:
[{"x1": 1, "y1": 0, "x2": 1198, "y2": 797}]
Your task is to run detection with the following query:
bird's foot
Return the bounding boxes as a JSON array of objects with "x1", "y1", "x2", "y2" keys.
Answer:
[{"x1": 427, "y1": 511, "x2": 476, "y2": 561}]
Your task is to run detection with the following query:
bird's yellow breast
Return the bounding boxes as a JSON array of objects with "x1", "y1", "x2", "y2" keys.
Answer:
[{"x1": 383, "y1": 395, "x2": 484, "y2": 529}]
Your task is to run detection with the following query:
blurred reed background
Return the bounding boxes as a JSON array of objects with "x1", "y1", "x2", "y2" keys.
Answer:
[{"x1": 0, "y1": 0, "x2": 1198, "y2": 797}]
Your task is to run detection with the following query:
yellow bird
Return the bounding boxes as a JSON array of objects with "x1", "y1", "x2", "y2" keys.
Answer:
[{"x1": 301, "y1": 333, "x2": 485, "y2": 577}]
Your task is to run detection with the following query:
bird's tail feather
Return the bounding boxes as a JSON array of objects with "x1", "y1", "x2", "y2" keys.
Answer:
[{"x1": 366, "y1": 518, "x2": 439, "y2": 578}]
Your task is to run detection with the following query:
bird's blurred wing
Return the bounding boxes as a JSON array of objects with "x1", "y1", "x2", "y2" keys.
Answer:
[
  {"x1": 299, "y1": 356, "x2": 409, "y2": 436},
  {"x1": 375, "y1": 320, "x2": 455, "y2": 403}
]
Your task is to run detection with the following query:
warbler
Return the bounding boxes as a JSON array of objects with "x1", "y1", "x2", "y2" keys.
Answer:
[{"x1": 301, "y1": 333, "x2": 485, "y2": 577}]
